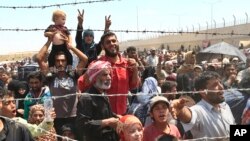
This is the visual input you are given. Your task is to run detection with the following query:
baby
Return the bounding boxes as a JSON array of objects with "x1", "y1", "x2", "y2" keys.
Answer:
[{"x1": 44, "y1": 10, "x2": 73, "y2": 76}]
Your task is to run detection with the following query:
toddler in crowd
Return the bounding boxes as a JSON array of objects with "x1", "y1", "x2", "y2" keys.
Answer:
[
  {"x1": 117, "y1": 115, "x2": 144, "y2": 141},
  {"x1": 44, "y1": 9, "x2": 73, "y2": 76}
]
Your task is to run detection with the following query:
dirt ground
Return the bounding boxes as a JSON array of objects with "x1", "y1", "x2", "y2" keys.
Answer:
[{"x1": 0, "y1": 52, "x2": 36, "y2": 62}]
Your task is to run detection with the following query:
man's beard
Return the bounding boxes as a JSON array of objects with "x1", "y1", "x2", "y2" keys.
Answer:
[
  {"x1": 94, "y1": 79, "x2": 111, "y2": 90},
  {"x1": 104, "y1": 47, "x2": 119, "y2": 57},
  {"x1": 57, "y1": 65, "x2": 66, "y2": 72}
]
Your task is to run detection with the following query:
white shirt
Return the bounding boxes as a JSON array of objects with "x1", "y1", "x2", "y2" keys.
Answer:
[
  {"x1": 181, "y1": 99, "x2": 235, "y2": 139},
  {"x1": 146, "y1": 55, "x2": 158, "y2": 67}
]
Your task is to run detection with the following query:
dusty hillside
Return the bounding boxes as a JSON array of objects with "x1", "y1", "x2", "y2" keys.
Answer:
[{"x1": 0, "y1": 51, "x2": 37, "y2": 62}]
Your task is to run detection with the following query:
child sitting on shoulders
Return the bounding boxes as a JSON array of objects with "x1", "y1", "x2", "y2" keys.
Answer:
[{"x1": 44, "y1": 9, "x2": 73, "y2": 76}]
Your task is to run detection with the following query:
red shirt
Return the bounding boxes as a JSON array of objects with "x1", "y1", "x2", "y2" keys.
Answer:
[
  {"x1": 98, "y1": 54, "x2": 139, "y2": 114},
  {"x1": 143, "y1": 123, "x2": 181, "y2": 141}
]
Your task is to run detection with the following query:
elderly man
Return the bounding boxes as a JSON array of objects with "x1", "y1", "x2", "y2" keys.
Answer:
[
  {"x1": 78, "y1": 32, "x2": 140, "y2": 115},
  {"x1": 75, "y1": 60, "x2": 119, "y2": 141}
]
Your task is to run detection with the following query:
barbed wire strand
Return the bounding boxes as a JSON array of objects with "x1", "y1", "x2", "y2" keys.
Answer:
[
  {"x1": 0, "y1": 28, "x2": 250, "y2": 36},
  {"x1": 0, "y1": 0, "x2": 120, "y2": 9},
  {"x1": 14, "y1": 60, "x2": 248, "y2": 74},
  {"x1": 2, "y1": 88, "x2": 250, "y2": 102},
  {"x1": 0, "y1": 115, "x2": 77, "y2": 141},
  {"x1": 0, "y1": 114, "x2": 233, "y2": 141}
]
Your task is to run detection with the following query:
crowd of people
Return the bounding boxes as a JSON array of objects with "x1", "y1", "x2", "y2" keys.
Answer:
[{"x1": 0, "y1": 9, "x2": 250, "y2": 141}]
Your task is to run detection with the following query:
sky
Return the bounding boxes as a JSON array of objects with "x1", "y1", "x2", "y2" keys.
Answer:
[{"x1": 0, "y1": 0, "x2": 250, "y2": 55}]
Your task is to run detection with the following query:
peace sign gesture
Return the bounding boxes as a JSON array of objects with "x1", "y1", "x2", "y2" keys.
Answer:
[
  {"x1": 104, "y1": 15, "x2": 111, "y2": 33},
  {"x1": 77, "y1": 9, "x2": 84, "y2": 26}
]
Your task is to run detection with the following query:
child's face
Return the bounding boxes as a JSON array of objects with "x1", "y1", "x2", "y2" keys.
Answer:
[
  {"x1": 150, "y1": 102, "x2": 169, "y2": 123},
  {"x1": 123, "y1": 123, "x2": 143, "y2": 141},
  {"x1": 0, "y1": 95, "x2": 16, "y2": 118},
  {"x1": 18, "y1": 88, "x2": 26, "y2": 95},
  {"x1": 55, "y1": 15, "x2": 66, "y2": 26},
  {"x1": 30, "y1": 110, "x2": 44, "y2": 125}
]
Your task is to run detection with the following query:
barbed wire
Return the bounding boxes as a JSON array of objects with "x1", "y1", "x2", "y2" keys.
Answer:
[
  {"x1": 181, "y1": 136, "x2": 229, "y2": 141},
  {"x1": 13, "y1": 61, "x2": 247, "y2": 75},
  {"x1": 0, "y1": 115, "x2": 231, "y2": 141},
  {"x1": 3, "y1": 88, "x2": 249, "y2": 102},
  {"x1": 1, "y1": 28, "x2": 250, "y2": 36},
  {"x1": 0, "y1": 115, "x2": 77, "y2": 141},
  {"x1": 0, "y1": 0, "x2": 120, "y2": 9}
]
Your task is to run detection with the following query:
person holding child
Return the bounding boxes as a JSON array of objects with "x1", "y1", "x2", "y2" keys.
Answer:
[{"x1": 44, "y1": 9, "x2": 73, "y2": 75}]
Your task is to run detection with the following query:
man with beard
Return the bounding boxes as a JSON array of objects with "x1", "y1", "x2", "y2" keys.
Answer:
[
  {"x1": 75, "y1": 60, "x2": 119, "y2": 141},
  {"x1": 97, "y1": 32, "x2": 140, "y2": 115},
  {"x1": 23, "y1": 71, "x2": 51, "y2": 120},
  {"x1": 36, "y1": 38, "x2": 88, "y2": 137},
  {"x1": 170, "y1": 71, "x2": 235, "y2": 139},
  {"x1": 78, "y1": 32, "x2": 140, "y2": 114}
]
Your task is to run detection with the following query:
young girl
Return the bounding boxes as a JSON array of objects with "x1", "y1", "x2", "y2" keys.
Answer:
[
  {"x1": 44, "y1": 9, "x2": 73, "y2": 75},
  {"x1": 117, "y1": 115, "x2": 144, "y2": 141}
]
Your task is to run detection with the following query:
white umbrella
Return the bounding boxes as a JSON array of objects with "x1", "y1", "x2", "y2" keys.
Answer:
[{"x1": 197, "y1": 41, "x2": 247, "y2": 63}]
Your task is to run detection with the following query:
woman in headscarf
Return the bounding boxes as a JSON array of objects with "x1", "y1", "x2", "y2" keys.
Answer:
[
  {"x1": 8, "y1": 80, "x2": 29, "y2": 117},
  {"x1": 28, "y1": 104, "x2": 57, "y2": 141},
  {"x1": 127, "y1": 77, "x2": 159, "y2": 126}
]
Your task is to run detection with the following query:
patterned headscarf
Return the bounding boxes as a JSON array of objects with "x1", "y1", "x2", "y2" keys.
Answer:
[
  {"x1": 28, "y1": 104, "x2": 57, "y2": 141},
  {"x1": 28, "y1": 104, "x2": 45, "y2": 124},
  {"x1": 86, "y1": 60, "x2": 112, "y2": 84},
  {"x1": 141, "y1": 77, "x2": 158, "y2": 94}
]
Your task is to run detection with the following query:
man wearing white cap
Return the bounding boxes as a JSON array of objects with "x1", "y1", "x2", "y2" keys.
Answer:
[{"x1": 145, "y1": 47, "x2": 159, "y2": 67}]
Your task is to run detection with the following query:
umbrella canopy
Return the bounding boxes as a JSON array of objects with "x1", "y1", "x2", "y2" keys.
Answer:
[{"x1": 197, "y1": 41, "x2": 247, "y2": 63}]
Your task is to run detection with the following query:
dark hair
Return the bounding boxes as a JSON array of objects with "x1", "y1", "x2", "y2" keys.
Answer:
[
  {"x1": 157, "y1": 133, "x2": 178, "y2": 141},
  {"x1": 1, "y1": 70, "x2": 11, "y2": 76},
  {"x1": 223, "y1": 63, "x2": 236, "y2": 70},
  {"x1": 0, "y1": 88, "x2": 14, "y2": 99},
  {"x1": 126, "y1": 46, "x2": 136, "y2": 53},
  {"x1": 141, "y1": 66, "x2": 156, "y2": 83},
  {"x1": 161, "y1": 81, "x2": 177, "y2": 93},
  {"x1": 100, "y1": 32, "x2": 117, "y2": 45},
  {"x1": 27, "y1": 71, "x2": 45, "y2": 84},
  {"x1": 194, "y1": 71, "x2": 220, "y2": 91},
  {"x1": 239, "y1": 76, "x2": 250, "y2": 89},
  {"x1": 55, "y1": 51, "x2": 66, "y2": 58},
  {"x1": 206, "y1": 65, "x2": 216, "y2": 71}
]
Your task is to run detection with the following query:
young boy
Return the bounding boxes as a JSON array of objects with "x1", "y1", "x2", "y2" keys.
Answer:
[
  {"x1": 44, "y1": 9, "x2": 73, "y2": 76},
  {"x1": 143, "y1": 96, "x2": 181, "y2": 141}
]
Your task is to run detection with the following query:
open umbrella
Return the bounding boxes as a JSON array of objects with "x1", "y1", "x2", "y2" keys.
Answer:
[{"x1": 196, "y1": 41, "x2": 247, "y2": 63}]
